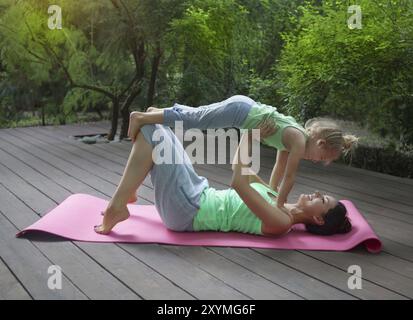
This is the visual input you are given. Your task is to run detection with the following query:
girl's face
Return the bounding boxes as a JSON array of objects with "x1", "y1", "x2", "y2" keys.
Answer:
[
  {"x1": 297, "y1": 191, "x2": 338, "y2": 221},
  {"x1": 304, "y1": 138, "x2": 339, "y2": 165}
]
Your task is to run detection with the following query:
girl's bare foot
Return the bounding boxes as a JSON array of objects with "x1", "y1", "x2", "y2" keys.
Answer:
[
  {"x1": 95, "y1": 205, "x2": 130, "y2": 234},
  {"x1": 146, "y1": 105, "x2": 161, "y2": 113},
  {"x1": 128, "y1": 111, "x2": 145, "y2": 143}
]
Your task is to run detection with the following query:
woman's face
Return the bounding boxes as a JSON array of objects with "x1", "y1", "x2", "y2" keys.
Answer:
[{"x1": 297, "y1": 191, "x2": 338, "y2": 219}]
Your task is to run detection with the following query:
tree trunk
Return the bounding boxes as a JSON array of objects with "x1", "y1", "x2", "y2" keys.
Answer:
[
  {"x1": 41, "y1": 104, "x2": 45, "y2": 126},
  {"x1": 120, "y1": 87, "x2": 142, "y2": 140},
  {"x1": 107, "y1": 98, "x2": 119, "y2": 141},
  {"x1": 119, "y1": 40, "x2": 146, "y2": 140},
  {"x1": 147, "y1": 43, "x2": 162, "y2": 107}
]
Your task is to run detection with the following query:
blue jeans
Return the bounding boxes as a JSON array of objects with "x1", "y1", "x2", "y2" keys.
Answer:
[{"x1": 163, "y1": 95, "x2": 256, "y2": 130}]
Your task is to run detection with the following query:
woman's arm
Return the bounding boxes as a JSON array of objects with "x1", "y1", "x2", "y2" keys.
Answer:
[
  {"x1": 231, "y1": 132, "x2": 278, "y2": 227},
  {"x1": 269, "y1": 150, "x2": 288, "y2": 192},
  {"x1": 248, "y1": 172, "x2": 271, "y2": 189}
]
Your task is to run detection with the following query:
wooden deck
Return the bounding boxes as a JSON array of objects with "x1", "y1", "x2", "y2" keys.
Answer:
[{"x1": 0, "y1": 121, "x2": 412, "y2": 300}]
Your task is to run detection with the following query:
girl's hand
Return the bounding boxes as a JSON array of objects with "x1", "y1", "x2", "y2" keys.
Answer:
[{"x1": 257, "y1": 118, "x2": 277, "y2": 141}]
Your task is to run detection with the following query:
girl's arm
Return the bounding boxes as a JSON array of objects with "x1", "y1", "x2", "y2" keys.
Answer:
[
  {"x1": 276, "y1": 128, "x2": 306, "y2": 208},
  {"x1": 231, "y1": 133, "x2": 278, "y2": 227},
  {"x1": 269, "y1": 150, "x2": 288, "y2": 192}
]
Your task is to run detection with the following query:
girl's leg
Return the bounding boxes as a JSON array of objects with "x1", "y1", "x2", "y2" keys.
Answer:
[
  {"x1": 95, "y1": 131, "x2": 154, "y2": 234},
  {"x1": 162, "y1": 95, "x2": 254, "y2": 130},
  {"x1": 127, "y1": 95, "x2": 255, "y2": 142}
]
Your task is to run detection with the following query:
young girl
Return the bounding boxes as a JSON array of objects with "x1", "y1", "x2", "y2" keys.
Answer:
[
  {"x1": 127, "y1": 95, "x2": 358, "y2": 209},
  {"x1": 95, "y1": 123, "x2": 351, "y2": 237}
]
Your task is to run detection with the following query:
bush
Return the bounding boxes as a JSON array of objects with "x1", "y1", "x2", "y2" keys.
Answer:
[
  {"x1": 277, "y1": 0, "x2": 413, "y2": 146},
  {"x1": 342, "y1": 143, "x2": 413, "y2": 179}
]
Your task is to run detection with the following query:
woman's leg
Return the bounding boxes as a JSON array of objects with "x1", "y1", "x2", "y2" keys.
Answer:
[{"x1": 94, "y1": 131, "x2": 154, "y2": 234}]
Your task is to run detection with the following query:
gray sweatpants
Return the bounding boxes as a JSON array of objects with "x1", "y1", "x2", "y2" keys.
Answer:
[{"x1": 140, "y1": 124, "x2": 209, "y2": 232}]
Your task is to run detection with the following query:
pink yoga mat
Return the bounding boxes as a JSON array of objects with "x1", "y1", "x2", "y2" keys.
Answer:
[{"x1": 16, "y1": 193, "x2": 382, "y2": 253}]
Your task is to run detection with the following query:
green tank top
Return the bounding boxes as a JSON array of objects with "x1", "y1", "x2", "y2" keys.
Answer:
[
  {"x1": 241, "y1": 102, "x2": 308, "y2": 151},
  {"x1": 193, "y1": 182, "x2": 279, "y2": 235}
]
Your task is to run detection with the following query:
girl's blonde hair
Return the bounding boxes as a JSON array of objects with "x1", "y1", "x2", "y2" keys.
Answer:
[{"x1": 304, "y1": 117, "x2": 359, "y2": 156}]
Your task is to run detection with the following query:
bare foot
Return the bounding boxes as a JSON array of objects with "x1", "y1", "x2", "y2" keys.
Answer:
[
  {"x1": 146, "y1": 105, "x2": 161, "y2": 113},
  {"x1": 101, "y1": 194, "x2": 137, "y2": 216},
  {"x1": 95, "y1": 205, "x2": 130, "y2": 234},
  {"x1": 128, "y1": 111, "x2": 145, "y2": 143},
  {"x1": 128, "y1": 193, "x2": 138, "y2": 203}
]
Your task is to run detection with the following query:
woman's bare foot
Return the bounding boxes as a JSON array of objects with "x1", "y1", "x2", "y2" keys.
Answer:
[
  {"x1": 128, "y1": 193, "x2": 138, "y2": 203},
  {"x1": 100, "y1": 194, "x2": 136, "y2": 216},
  {"x1": 95, "y1": 205, "x2": 130, "y2": 234}
]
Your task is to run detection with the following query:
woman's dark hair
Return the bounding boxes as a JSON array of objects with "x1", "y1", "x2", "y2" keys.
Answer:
[{"x1": 305, "y1": 201, "x2": 352, "y2": 236}]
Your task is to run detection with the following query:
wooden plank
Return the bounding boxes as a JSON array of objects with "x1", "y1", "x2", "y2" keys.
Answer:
[
  {"x1": 0, "y1": 257, "x2": 32, "y2": 300},
  {"x1": 78, "y1": 243, "x2": 194, "y2": 300},
  {"x1": 120, "y1": 244, "x2": 250, "y2": 300},
  {"x1": 4, "y1": 127, "x2": 155, "y2": 203},
  {"x1": 298, "y1": 161, "x2": 413, "y2": 204},
  {"x1": 301, "y1": 250, "x2": 413, "y2": 299},
  {"x1": 166, "y1": 246, "x2": 303, "y2": 300},
  {"x1": 380, "y1": 239, "x2": 413, "y2": 263},
  {"x1": 261, "y1": 147, "x2": 413, "y2": 196},
  {"x1": 202, "y1": 247, "x2": 357, "y2": 300},
  {"x1": 254, "y1": 248, "x2": 408, "y2": 300},
  {"x1": 0, "y1": 176, "x2": 139, "y2": 300},
  {"x1": 260, "y1": 144, "x2": 413, "y2": 188},
  {"x1": 0, "y1": 212, "x2": 87, "y2": 299}
]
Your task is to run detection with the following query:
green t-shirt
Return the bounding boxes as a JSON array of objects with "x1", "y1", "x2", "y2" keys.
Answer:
[
  {"x1": 193, "y1": 182, "x2": 278, "y2": 235},
  {"x1": 241, "y1": 102, "x2": 308, "y2": 151}
]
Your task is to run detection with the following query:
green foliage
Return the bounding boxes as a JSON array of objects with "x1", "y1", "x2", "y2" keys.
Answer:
[
  {"x1": 1, "y1": 0, "x2": 412, "y2": 153},
  {"x1": 277, "y1": 0, "x2": 413, "y2": 145}
]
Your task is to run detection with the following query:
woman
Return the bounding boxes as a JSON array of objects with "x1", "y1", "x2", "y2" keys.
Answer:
[{"x1": 94, "y1": 123, "x2": 351, "y2": 237}]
